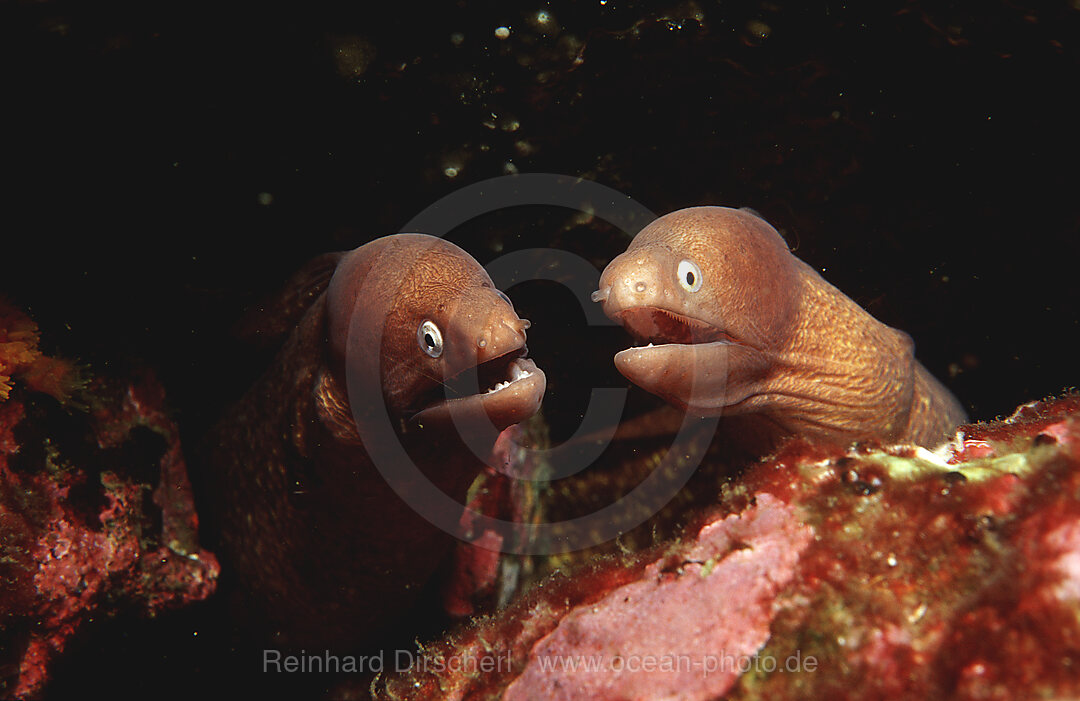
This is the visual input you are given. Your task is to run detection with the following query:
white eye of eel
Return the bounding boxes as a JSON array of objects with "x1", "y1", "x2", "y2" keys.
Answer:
[
  {"x1": 417, "y1": 320, "x2": 444, "y2": 358},
  {"x1": 677, "y1": 259, "x2": 703, "y2": 293}
]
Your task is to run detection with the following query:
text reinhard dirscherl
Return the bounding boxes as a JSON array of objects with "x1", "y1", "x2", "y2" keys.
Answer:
[
  {"x1": 262, "y1": 648, "x2": 513, "y2": 675},
  {"x1": 262, "y1": 649, "x2": 819, "y2": 676}
]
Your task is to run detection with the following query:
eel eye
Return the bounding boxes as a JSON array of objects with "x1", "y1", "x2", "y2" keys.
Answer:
[
  {"x1": 677, "y1": 259, "x2": 703, "y2": 293},
  {"x1": 417, "y1": 320, "x2": 443, "y2": 358}
]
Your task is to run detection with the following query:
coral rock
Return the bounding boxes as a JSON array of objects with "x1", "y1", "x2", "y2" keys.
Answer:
[
  {"x1": 0, "y1": 305, "x2": 218, "y2": 700},
  {"x1": 376, "y1": 395, "x2": 1080, "y2": 701}
]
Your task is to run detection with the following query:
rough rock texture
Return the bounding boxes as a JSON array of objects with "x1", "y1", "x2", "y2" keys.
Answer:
[
  {"x1": 504, "y1": 494, "x2": 812, "y2": 701},
  {"x1": 375, "y1": 395, "x2": 1080, "y2": 700},
  {"x1": 0, "y1": 305, "x2": 219, "y2": 700}
]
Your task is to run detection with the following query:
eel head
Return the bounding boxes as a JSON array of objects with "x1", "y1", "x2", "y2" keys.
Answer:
[
  {"x1": 327, "y1": 234, "x2": 546, "y2": 438},
  {"x1": 593, "y1": 207, "x2": 800, "y2": 416}
]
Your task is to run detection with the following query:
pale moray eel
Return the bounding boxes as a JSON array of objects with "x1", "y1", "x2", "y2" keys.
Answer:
[
  {"x1": 593, "y1": 206, "x2": 966, "y2": 448},
  {"x1": 210, "y1": 234, "x2": 545, "y2": 648}
]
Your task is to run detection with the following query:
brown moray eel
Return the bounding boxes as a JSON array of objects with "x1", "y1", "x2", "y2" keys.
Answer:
[
  {"x1": 210, "y1": 234, "x2": 545, "y2": 648},
  {"x1": 593, "y1": 206, "x2": 966, "y2": 448}
]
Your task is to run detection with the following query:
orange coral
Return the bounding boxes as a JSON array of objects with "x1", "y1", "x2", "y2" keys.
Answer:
[{"x1": 0, "y1": 300, "x2": 84, "y2": 404}]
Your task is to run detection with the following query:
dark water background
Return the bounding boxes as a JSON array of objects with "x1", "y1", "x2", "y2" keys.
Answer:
[{"x1": 3, "y1": 0, "x2": 1078, "y2": 698}]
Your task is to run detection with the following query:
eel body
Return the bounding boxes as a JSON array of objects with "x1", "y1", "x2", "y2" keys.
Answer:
[
  {"x1": 593, "y1": 206, "x2": 965, "y2": 449},
  {"x1": 211, "y1": 234, "x2": 545, "y2": 648}
]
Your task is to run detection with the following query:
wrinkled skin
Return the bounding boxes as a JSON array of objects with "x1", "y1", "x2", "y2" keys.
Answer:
[
  {"x1": 210, "y1": 234, "x2": 545, "y2": 649},
  {"x1": 595, "y1": 207, "x2": 965, "y2": 448}
]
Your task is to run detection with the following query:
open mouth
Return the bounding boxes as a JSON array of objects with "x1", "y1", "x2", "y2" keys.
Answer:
[
  {"x1": 616, "y1": 307, "x2": 738, "y2": 347},
  {"x1": 441, "y1": 348, "x2": 534, "y2": 400},
  {"x1": 409, "y1": 347, "x2": 541, "y2": 421}
]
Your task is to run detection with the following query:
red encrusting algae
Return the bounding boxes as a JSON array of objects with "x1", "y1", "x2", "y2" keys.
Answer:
[
  {"x1": 0, "y1": 303, "x2": 218, "y2": 700},
  {"x1": 375, "y1": 394, "x2": 1080, "y2": 701}
]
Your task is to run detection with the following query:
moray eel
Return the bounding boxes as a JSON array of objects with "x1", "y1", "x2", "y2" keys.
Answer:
[
  {"x1": 593, "y1": 206, "x2": 966, "y2": 448},
  {"x1": 210, "y1": 234, "x2": 545, "y2": 648}
]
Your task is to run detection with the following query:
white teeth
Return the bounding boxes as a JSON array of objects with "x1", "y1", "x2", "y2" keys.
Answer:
[{"x1": 483, "y1": 363, "x2": 534, "y2": 394}]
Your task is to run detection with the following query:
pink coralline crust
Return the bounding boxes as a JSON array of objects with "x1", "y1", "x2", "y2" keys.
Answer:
[
  {"x1": 30, "y1": 474, "x2": 141, "y2": 629},
  {"x1": 1042, "y1": 518, "x2": 1080, "y2": 602},
  {"x1": 0, "y1": 369, "x2": 219, "y2": 700},
  {"x1": 93, "y1": 369, "x2": 202, "y2": 555},
  {"x1": 379, "y1": 536, "x2": 655, "y2": 700},
  {"x1": 503, "y1": 494, "x2": 813, "y2": 701},
  {"x1": 377, "y1": 394, "x2": 1080, "y2": 701},
  {"x1": 729, "y1": 395, "x2": 1080, "y2": 701},
  {"x1": 947, "y1": 394, "x2": 1080, "y2": 464},
  {"x1": 932, "y1": 463, "x2": 1080, "y2": 701}
]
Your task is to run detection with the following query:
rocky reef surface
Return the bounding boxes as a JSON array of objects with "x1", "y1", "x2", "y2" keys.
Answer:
[
  {"x1": 377, "y1": 395, "x2": 1080, "y2": 700},
  {"x1": 0, "y1": 302, "x2": 219, "y2": 700}
]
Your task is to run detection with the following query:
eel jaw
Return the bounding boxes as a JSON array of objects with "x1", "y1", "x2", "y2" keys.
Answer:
[
  {"x1": 410, "y1": 354, "x2": 546, "y2": 433},
  {"x1": 612, "y1": 306, "x2": 764, "y2": 415},
  {"x1": 614, "y1": 306, "x2": 739, "y2": 347}
]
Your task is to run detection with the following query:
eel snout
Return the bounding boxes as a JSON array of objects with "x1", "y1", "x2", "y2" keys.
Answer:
[{"x1": 411, "y1": 294, "x2": 546, "y2": 434}]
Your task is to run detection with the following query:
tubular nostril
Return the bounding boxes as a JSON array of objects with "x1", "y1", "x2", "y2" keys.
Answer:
[
  {"x1": 634, "y1": 280, "x2": 647, "y2": 293},
  {"x1": 501, "y1": 317, "x2": 530, "y2": 338}
]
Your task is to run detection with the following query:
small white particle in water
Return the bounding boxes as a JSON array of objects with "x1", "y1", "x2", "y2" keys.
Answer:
[
  {"x1": 450, "y1": 32, "x2": 464, "y2": 46},
  {"x1": 503, "y1": 161, "x2": 518, "y2": 174},
  {"x1": 536, "y1": 11, "x2": 551, "y2": 25},
  {"x1": 444, "y1": 166, "x2": 459, "y2": 178},
  {"x1": 495, "y1": 26, "x2": 511, "y2": 39},
  {"x1": 257, "y1": 192, "x2": 273, "y2": 206}
]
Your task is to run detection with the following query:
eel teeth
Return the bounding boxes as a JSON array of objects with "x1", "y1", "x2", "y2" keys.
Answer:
[
  {"x1": 485, "y1": 362, "x2": 533, "y2": 394},
  {"x1": 510, "y1": 362, "x2": 533, "y2": 382}
]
